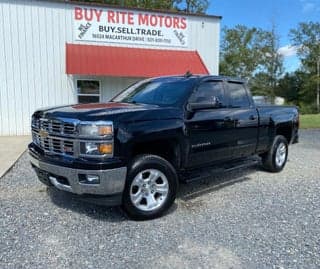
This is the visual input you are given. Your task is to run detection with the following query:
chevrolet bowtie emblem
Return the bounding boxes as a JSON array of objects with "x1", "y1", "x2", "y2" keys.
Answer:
[{"x1": 39, "y1": 129, "x2": 49, "y2": 138}]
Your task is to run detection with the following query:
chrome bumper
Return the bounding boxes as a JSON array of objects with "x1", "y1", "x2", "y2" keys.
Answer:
[{"x1": 29, "y1": 154, "x2": 127, "y2": 196}]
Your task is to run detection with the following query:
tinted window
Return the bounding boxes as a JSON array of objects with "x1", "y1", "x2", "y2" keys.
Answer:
[
  {"x1": 111, "y1": 77, "x2": 195, "y2": 106},
  {"x1": 228, "y1": 83, "x2": 250, "y2": 108},
  {"x1": 189, "y1": 81, "x2": 226, "y2": 106}
]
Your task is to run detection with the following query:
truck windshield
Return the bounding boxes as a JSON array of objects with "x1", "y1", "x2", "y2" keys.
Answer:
[{"x1": 111, "y1": 77, "x2": 195, "y2": 106}]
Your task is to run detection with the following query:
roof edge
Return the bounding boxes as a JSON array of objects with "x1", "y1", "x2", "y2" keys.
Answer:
[{"x1": 35, "y1": 0, "x2": 222, "y2": 20}]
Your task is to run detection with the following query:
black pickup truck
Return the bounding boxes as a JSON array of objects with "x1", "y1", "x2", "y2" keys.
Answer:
[{"x1": 29, "y1": 75, "x2": 299, "y2": 220}]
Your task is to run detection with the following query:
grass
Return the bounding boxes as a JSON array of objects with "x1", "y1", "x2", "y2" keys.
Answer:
[{"x1": 300, "y1": 114, "x2": 320, "y2": 129}]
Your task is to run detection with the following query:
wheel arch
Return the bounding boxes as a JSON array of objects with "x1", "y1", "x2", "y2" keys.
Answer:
[
  {"x1": 130, "y1": 138, "x2": 182, "y2": 170},
  {"x1": 275, "y1": 123, "x2": 292, "y2": 144}
]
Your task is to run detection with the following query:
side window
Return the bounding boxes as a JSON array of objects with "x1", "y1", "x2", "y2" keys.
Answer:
[
  {"x1": 228, "y1": 82, "x2": 250, "y2": 108},
  {"x1": 189, "y1": 81, "x2": 226, "y2": 107},
  {"x1": 77, "y1": 80, "x2": 100, "y2": 104}
]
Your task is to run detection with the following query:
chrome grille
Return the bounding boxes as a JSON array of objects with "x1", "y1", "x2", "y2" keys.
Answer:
[
  {"x1": 32, "y1": 132, "x2": 74, "y2": 156},
  {"x1": 32, "y1": 118, "x2": 76, "y2": 135},
  {"x1": 32, "y1": 117, "x2": 77, "y2": 156}
]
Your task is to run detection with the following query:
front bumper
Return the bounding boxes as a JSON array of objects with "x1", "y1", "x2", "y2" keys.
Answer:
[{"x1": 29, "y1": 153, "x2": 127, "y2": 205}]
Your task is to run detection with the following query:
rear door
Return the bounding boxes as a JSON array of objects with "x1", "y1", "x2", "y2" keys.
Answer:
[
  {"x1": 225, "y1": 81, "x2": 259, "y2": 158},
  {"x1": 185, "y1": 80, "x2": 235, "y2": 168}
]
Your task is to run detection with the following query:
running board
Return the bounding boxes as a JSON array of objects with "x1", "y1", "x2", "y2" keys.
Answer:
[{"x1": 180, "y1": 157, "x2": 260, "y2": 183}]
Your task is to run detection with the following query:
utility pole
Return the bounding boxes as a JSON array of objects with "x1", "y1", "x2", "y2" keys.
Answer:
[{"x1": 317, "y1": 57, "x2": 320, "y2": 113}]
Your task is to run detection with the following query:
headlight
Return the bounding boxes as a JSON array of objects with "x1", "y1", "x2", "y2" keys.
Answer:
[
  {"x1": 80, "y1": 142, "x2": 113, "y2": 156},
  {"x1": 78, "y1": 121, "x2": 113, "y2": 157},
  {"x1": 78, "y1": 121, "x2": 113, "y2": 137}
]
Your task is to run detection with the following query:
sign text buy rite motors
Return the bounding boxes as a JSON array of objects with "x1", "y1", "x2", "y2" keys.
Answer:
[{"x1": 74, "y1": 7, "x2": 188, "y2": 47}]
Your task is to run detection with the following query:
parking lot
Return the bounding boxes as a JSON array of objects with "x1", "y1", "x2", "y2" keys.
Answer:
[{"x1": 1, "y1": 129, "x2": 319, "y2": 269}]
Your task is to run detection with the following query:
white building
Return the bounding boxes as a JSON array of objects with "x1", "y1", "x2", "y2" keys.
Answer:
[{"x1": 0, "y1": 0, "x2": 221, "y2": 135}]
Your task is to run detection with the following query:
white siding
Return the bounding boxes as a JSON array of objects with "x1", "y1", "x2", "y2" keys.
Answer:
[
  {"x1": 0, "y1": 1, "x2": 75, "y2": 135},
  {"x1": 0, "y1": 0, "x2": 220, "y2": 135},
  {"x1": 189, "y1": 16, "x2": 220, "y2": 74},
  {"x1": 101, "y1": 77, "x2": 141, "y2": 101}
]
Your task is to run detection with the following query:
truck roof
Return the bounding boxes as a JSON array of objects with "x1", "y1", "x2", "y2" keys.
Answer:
[{"x1": 152, "y1": 75, "x2": 246, "y2": 84}]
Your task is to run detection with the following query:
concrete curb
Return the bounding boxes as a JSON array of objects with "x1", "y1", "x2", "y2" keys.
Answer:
[
  {"x1": 0, "y1": 149, "x2": 27, "y2": 179},
  {"x1": 0, "y1": 136, "x2": 31, "y2": 179}
]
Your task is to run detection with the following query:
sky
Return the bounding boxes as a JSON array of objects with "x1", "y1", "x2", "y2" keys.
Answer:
[{"x1": 207, "y1": 0, "x2": 320, "y2": 72}]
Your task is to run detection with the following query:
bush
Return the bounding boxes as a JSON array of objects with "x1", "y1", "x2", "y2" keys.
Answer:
[{"x1": 298, "y1": 103, "x2": 318, "y2": 114}]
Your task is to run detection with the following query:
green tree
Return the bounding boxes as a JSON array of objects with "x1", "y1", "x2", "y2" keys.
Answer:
[
  {"x1": 250, "y1": 24, "x2": 284, "y2": 99},
  {"x1": 178, "y1": 0, "x2": 209, "y2": 13},
  {"x1": 220, "y1": 25, "x2": 260, "y2": 79},
  {"x1": 290, "y1": 22, "x2": 320, "y2": 112},
  {"x1": 220, "y1": 24, "x2": 284, "y2": 99},
  {"x1": 81, "y1": 0, "x2": 176, "y2": 10},
  {"x1": 80, "y1": 0, "x2": 209, "y2": 13},
  {"x1": 290, "y1": 22, "x2": 320, "y2": 73},
  {"x1": 220, "y1": 25, "x2": 271, "y2": 79},
  {"x1": 275, "y1": 71, "x2": 317, "y2": 113},
  {"x1": 275, "y1": 72, "x2": 301, "y2": 104}
]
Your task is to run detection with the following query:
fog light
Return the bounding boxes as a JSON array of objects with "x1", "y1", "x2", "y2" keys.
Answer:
[
  {"x1": 87, "y1": 175, "x2": 100, "y2": 184},
  {"x1": 79, "y1": 174, "x2": 100, "y2": 184}
]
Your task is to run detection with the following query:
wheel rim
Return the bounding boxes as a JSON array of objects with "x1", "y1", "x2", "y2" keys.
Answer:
[
  {"x1": 130, "y1": 169, "x2": 169, "y2": 212},
  {"x1": 275, "y1": 142, "x2": 287, "y2": 167}
]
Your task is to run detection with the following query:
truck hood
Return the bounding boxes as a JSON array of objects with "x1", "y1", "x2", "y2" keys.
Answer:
[{"x1": 35, "y1": 102, "x2": 183, "y2": 122}]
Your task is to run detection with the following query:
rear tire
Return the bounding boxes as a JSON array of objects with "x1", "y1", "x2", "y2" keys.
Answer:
[
  {"x1": 122, "y1": 154, "x2": 178, "y2": 220},
  {"x1": 261, "y1": 135, "x2": 288, "y2": 172}
]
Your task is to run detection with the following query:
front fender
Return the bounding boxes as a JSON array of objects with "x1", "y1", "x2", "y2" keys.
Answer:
[{"x1": 116, "y1": 119, "x2": 186, "y2": 164}]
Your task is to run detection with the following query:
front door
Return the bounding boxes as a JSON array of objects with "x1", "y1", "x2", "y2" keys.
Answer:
[{"x1": 185, "y1": 80, "x2": 234, "y2": 168}]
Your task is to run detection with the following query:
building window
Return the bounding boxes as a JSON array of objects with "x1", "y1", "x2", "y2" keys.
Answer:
[{"x1": 77, "y1": 80, "x2": 100, "y2": 104}]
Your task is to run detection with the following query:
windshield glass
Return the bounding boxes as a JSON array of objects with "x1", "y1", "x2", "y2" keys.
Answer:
[{"x1": 111, "y1": 77, "x2": 195, "y2": 106}]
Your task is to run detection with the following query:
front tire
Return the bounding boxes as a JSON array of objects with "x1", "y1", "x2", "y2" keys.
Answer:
[
  {"x1": 261, "y1": 135, "x2": 288, "y2": 172},
  {"x1": 122, "y1": 154, "x2": 178, "y2": 220}
]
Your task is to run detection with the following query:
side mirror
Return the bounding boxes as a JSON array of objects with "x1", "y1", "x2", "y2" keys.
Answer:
[{"x1": 188, "y1": 96, "x2": 221, "y2": 111}]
